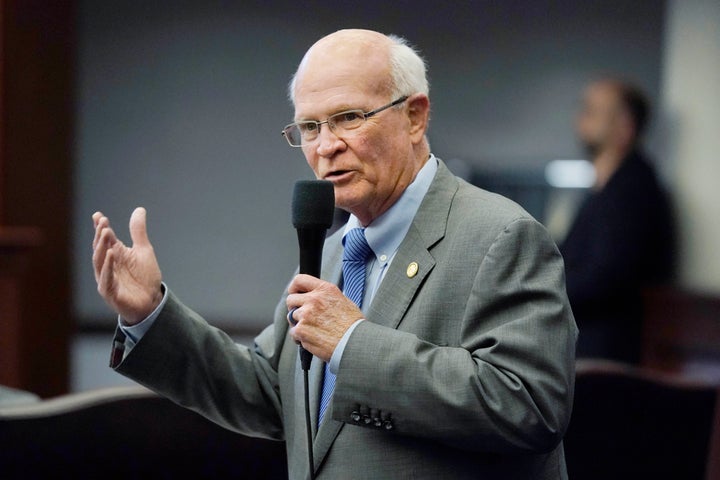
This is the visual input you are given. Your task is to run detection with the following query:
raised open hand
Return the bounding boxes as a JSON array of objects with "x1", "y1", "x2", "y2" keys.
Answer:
[{"x1": 92, "y1": 207, "x2": 163, "y2": 325}]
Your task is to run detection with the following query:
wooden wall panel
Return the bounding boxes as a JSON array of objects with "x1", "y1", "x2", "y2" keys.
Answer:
[{"x1": 0, "y1": 0, "x2": 75, "y2": 397}]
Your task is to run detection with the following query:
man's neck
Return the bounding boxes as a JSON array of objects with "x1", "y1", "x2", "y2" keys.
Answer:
[
  {"x1": 592, "y1": 147, "x2": 631, "y2": 191},
  {"x1": 354, "y1": 147, "x2": 431, "y2": 226}
]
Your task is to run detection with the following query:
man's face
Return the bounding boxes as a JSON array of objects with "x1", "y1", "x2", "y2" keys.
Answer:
[
  {"x1": 575, "y1": 83, "x2": 623, "y2": 158},
  {"x1": 291, "y1": 37, "x2": 421, "y2": 225}
]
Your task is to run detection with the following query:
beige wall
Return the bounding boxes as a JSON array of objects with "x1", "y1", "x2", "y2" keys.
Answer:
[{"x1": 661, "y1": 0, "x2": 720, "y2": 293}]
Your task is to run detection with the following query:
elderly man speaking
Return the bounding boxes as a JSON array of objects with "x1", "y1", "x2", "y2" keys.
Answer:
[{"x1": 92, "y1": 29, "x2": 577, "y2": 479}]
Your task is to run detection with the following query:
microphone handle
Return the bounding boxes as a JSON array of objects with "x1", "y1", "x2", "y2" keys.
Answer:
[
  {"x1": 297, "y1": 228, "x2": 325, "y2": 278},
  {"x1": 296, "y1": 228, "x2": 327, "y2": 371},
  {"x1": 299, "y1": 347, "x2": 313, "y2": 371}
]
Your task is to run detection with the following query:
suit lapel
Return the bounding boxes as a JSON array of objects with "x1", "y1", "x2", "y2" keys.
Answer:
[
  {"x1": 312, "y1": 403, "x2": 345, "y2": 473},
  {"x1": 367, "y1": 160, "x2": 456, "y2": 329},
  {"x1": 309, "y1": 162, "x2": 458, "y2": 476},
  {"x1": 365, "y1": 225, "x2": 436, "y2": 329}
]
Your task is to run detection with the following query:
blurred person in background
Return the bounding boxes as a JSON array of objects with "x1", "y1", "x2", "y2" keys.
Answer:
[{"x1": 560, "y1": 78, "x2": 676, "y2": 364}]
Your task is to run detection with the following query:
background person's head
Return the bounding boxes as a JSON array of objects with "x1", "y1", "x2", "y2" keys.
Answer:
[
  {"x1": 575, "y1": 78, "x2": 650, "y2": 160},
  {"x1": 287, "y1": 29, "x2": 431, "y2": 226}
]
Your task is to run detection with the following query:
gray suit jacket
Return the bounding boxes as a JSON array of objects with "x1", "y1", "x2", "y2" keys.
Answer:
[{"x1": 111, "y1": 160, "x2": 578, "y2": 479}]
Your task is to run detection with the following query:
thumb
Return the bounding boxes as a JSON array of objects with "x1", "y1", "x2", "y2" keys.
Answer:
[{"x1": 129, "y1": 207, "x2": 151, "y2": 247}]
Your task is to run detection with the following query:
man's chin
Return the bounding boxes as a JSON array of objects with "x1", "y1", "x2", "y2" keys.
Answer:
[
  {"x1": 334, "y1": 192, "x2": 369, "y2": 218},
  {"x1": 334, "y1": 196, "x2": 362, "y2": 213}
]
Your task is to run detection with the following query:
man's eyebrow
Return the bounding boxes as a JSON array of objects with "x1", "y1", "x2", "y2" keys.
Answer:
[{"x1": 295, "y1": 104, "x2": 364, "y2": 122}]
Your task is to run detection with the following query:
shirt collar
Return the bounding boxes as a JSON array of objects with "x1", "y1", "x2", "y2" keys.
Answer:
[{"x1": 343, "y1": 154, "x2": 438, "y2": 266}]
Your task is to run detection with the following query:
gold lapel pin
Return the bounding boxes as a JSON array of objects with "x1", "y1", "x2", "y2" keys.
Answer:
[{"x1": 406, "y1": 262, "x2": 419, "y2": 278}]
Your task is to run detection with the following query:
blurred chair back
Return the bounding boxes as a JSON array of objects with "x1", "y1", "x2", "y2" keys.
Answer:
[
  {"x1": 0, "y1": 385, "x2": 288, "y2": 479},
  {"x1": 564, "y1": 359, "x2": 720, "y2": 480},
  {"x1": 642, "y1": 285, "x2": 720, "y2": 382}
]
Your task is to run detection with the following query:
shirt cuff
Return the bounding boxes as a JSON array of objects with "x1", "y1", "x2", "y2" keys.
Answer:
[
  {"x1": 329, "y1": 319, "x2": 364, "y2": 375},
  {"x1": 118, "y1": 282, "x2": 169, "y2": 347}
]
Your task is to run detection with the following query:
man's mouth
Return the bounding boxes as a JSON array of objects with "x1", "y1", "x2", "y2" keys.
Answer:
[{"x1": 324, "y1": 170, "x2": 354, "y2": 181}]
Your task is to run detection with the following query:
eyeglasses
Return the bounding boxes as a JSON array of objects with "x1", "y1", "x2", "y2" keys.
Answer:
[{"x1": 281, "y1": 96, "x2": 409, "y2": 147}]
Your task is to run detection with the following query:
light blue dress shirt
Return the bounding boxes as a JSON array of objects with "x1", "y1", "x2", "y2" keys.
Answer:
[
  {"x1": 328, "y1": 156, "x2": 437, "y2": 372},
  {"x1": 119, "y1": 156, "x2": 439, "y2": 369}
]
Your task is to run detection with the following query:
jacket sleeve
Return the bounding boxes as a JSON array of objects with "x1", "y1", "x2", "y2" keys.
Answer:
[
  {"x1": 111, "y1": 288, "x2": 288, "y2": 441},
  {"x1": 331, "y1": 217, "x2": 578, "y2": 453}
]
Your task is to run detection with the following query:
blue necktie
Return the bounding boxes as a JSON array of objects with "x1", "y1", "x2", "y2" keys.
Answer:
[{"x1": 318, "y1": 227, "x2": 372, "y2": 425}]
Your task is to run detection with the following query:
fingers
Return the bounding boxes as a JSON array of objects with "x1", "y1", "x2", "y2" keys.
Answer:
[
  {"x1": 289, "y1": 325, "x2": 303, "y2": 347},
  {"x1": 92, "y1": 214, "x2": 109, "y2": 251},
  {"x1": 287, "y1": 311, "x2": 308, "y2": 348},
  {"x1": 287, "y1": 273, "x2": 325, "y2": 294},
  {"x1": 92, "y1": 224, "x2": 120, "y2": 283},
  {"x1": 285, "y1": 275, "x2": 318, "y2": 322},
  {"x1": 287, "y1": 307, "x2": 299, "y2": 325},
  {"x1": 98, "y1": 246, "x2": 116, "y2": 298},
  {"x1": 129, "y1": 207, "x2": 151, "y2": 248},
  {"x1": 286, "y1": 275, "x2": 341, "y2": 318},
  {"x1": 92, "y1": 211, "x2": 103, "y2": 229}
]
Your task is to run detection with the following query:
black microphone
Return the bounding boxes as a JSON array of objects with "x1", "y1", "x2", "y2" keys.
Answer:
[{"x1": 291, "y1": 179, "x2": 335, "y2": 370}]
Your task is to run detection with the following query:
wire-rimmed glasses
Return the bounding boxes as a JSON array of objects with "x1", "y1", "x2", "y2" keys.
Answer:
[{"x1": 281, "y1": 96, "x2": 408, "y2": 147}]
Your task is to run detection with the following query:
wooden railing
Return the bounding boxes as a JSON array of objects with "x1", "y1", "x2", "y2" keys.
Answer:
[{"x1": 642, "y1": 285, "x2": 720, "y2": 384}]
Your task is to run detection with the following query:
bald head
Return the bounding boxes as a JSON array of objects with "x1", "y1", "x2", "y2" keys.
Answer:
[
  {"x1": 304, "y1": 29, "x2": 393, "y2": 65},
  {"x1": 290, "y1": 30, "x2": 394, "y2": 105},
  {"x1": 289, "y1": 29, "x2": 429, "y2": 106}
]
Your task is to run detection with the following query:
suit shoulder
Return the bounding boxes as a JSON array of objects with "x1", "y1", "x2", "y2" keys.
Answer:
[{"x1": 452, "y1": 177, "x2": 539, "y2": 229}]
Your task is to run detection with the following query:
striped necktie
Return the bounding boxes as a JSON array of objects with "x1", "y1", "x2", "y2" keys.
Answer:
[{"x1": 318, "y1": 227, "x2": 372, "y2": 425}]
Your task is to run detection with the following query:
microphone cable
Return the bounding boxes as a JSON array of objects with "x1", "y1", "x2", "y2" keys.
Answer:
[{"x1": 301, "y1": 351, "x2": 316, "y2": 480}]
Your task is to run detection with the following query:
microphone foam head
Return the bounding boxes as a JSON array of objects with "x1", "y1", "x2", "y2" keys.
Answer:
[{"x1": 292, "y1": 180, "x2": 335, "y2": 229}]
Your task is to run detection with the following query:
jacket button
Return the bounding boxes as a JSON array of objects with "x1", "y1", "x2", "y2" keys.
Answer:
[
  {"x1": 363, "y1": 415, "x2": 372, "y2": 425},
  {"x1": 350, "y1": 411, "x2": 361, "y2": 422},
  {"x1": 373, "y1": 417, "x2": 382, "y2": 427},
  {"x1": 383, "y1": 420, "x2": 394, "y2": 431}
]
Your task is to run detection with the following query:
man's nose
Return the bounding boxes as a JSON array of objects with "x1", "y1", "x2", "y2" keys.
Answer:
[{"x1": 315, "y1": 124, "x2": 346, "y2": 157}]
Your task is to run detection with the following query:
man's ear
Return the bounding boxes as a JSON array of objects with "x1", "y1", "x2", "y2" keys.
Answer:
[
  {"x1": 406, "y1": 93, "x2": 430, "y2": 144},
  {"x1": 616, "y1": 109, "x2": 636, "y2": 148}
]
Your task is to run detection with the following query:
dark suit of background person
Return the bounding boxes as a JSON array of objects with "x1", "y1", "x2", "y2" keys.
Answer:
[
  {"x1": 91, "y1": 30, "x2": 577, "y2": 479},
  {"x1": 560, "y1": 79, "x2": 676, "y2": 365}
]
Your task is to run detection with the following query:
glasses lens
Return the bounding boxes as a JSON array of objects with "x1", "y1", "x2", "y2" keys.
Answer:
[
  {"x1": 286, "y1": 122, "x2": 322, "y2": 146},
  {"x1": 299, "y1": 122, "x2": 319, "y2": 140},
  {"x1": 329, "y1": 110, "x2": 365, "y2": 132},
  {"x1": 283, "y1": 109, "x2": 367, "y2": 147},
  {"x1": 283, "y1": 125, "x2": 302, "y2": 146}
]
